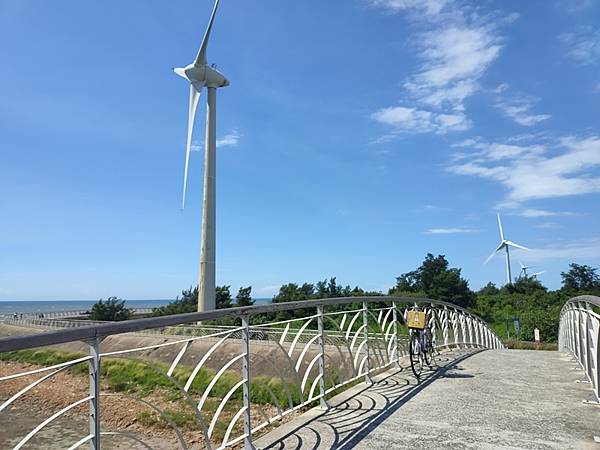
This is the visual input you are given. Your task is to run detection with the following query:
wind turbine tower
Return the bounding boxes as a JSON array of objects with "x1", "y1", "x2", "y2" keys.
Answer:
[
  {"x1": 175, "y1": 0, "x2": 229, "y2": 312},
  {"x1": 485, "y1": 214, "x2": 530, "y2": 285}
]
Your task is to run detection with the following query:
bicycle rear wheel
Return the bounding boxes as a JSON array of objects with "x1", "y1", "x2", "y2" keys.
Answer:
[{"x1": 409, "y1": 332, "x2": 423, "y2": 378}]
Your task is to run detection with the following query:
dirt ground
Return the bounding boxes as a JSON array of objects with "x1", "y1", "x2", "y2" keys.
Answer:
[
  {"x1": 0, "y1": 320, "x2": 307, "y2": 450},
  {"x1": 0, "y1": 359, "x2": 290, "y2": 449}
]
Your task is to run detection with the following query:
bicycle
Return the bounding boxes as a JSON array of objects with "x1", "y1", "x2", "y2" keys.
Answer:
[{"x1": 406, "y1": 309, "x2": 436, "y2": 379}]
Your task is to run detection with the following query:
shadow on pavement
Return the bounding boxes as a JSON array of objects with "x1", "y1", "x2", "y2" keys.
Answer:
[{"x1": 258, "y1": 348, "x2": 483, "y2": 450}]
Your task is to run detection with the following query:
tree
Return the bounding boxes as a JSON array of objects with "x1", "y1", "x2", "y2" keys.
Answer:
[
  {"x1": 151, "y1": 286, "x2": 196, "y2": 316},
  {"x1": 520, "y1": 306, "x2": 561, "y2": 342},
  {"x1": 505, "y1": 276, "x2": 547, "y2": 295},
  {"x1": 152, "y1": 285, "x2": 234, "y2": 317},
  {"x1": 389, "y1": 253, "x2": 475, "y2": 308},
  {"x1": 272, "y1": 283, "x2": 315, "y2": 303},
  {"x1": 314, "y1": 277, "x2": 353, "y2": 298},
  {"x1": 235, "y1": 286, "x2": 254, "y2": 307},
  {"x1": 89, "y1": 297, "x2": 132, "y2": 321},
  {"x1": 561, "y1": 263, "x2": 600, "y2": 293},
  {"x1": 478, "y1": 282, "x2": 500, "y2": 296},
  {"x1": 216, "y1": 285, "x2": 233, "y2": 309}
]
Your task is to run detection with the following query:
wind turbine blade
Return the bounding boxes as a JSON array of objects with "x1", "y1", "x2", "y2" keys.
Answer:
[
  {"x1": 484, "y1": 252, "x2": 496, "y2": 265},
  {"x1": 181, "y1": 83, "x2": 203, "y2": 209},
  {"x1": 520, "y1": 261, "x2": 525, "y2": 269},
  {"x1": 505, "y1": 240, "x2": 530, "y2": 251},
  {"x1": 484, "y1": 241, "x2": 505, "y2": 263},
  {"x1": 533, "y1": 271, "x2": 546, "y2": 277},
  {"x1": 195, "y1": 0, "x2": 220, "y2": 66},
  {"x1": 484, "y1": 247, "x2": 501, "y2": 265},
  {"x1": 173, "y1": 68, "x2": 188, "y2": 79},
  {"x1": 497, "y1": 213, "x2": 504, "y2": 241}
]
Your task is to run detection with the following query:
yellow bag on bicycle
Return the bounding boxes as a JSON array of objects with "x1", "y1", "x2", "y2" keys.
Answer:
[{"x1": 407, "y1": 310, "x2": 426, "y2": 330}]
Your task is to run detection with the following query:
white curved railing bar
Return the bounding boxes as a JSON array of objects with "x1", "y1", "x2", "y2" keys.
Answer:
[
  {"x1": 13, "y1": 396, "x2": 93, "y2": 450},
  {"x1": 0, "y1": 296, "x2": 503, "y2": 450},
  {"x1": 559, "y1": 295, "x2": 600, "y2": 402},
  {"x1": 66, "y1": 434, "x2": 94, "y2": 450}
]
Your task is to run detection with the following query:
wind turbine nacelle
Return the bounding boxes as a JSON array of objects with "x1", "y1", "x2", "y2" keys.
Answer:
[{"x1": 184, "y1": 64, "x2": 229, "y2": 88}]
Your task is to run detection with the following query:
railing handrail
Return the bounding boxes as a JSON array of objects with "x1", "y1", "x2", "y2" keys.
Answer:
[
  {"x1": 560, "y1": 295, "x2": 600, "y2": 310},
  {"x1": 0, "y1": 296, "x2": 494, "y2": 353}
]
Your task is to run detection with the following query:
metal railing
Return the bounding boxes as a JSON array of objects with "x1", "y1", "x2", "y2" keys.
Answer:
[
  {"x1": 1, "y1": 308, "x2": 155, "y2": 321},
  {"x1": 559, "y1": 295, "x2": 600, "y2": 401},
  {"x1": 0, "y1": 296, "x2": 503, "y2": 450}
]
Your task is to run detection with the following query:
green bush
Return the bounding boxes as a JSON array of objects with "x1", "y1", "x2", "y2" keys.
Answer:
[{"x1": 89, "y1": 297, "x2": 132, "y2": 321}]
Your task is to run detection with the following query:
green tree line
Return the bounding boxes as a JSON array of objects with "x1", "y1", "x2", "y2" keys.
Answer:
[{"x1": 92, "y1": 255, "x2": 600, "y2": 343}]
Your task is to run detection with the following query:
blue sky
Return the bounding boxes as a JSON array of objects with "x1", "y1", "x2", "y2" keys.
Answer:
[{"x1": 1, "y1": 0, "x2": 599, "y2": 300}]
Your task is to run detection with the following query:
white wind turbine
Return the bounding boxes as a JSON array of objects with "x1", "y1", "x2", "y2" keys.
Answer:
[
  {"x1": 531, "y1": 270, "x2": 546, "y2": 279},
  {"x1": 519, "y1": 262, "x2": 546, "y2": 279},
  {"x1": 519, "y1": 262, "x2": 533, "y2": 278},
  {"x1": 175, "y1": 0, "x2": 229, "y2": 312},
  {"x1": 485, "y1": 214, "x2": 530, "y2": 285}
]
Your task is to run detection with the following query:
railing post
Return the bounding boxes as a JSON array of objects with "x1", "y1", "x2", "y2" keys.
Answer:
[
  {"x1": 88, "y1": 337, "x2": 101, "y2": 450},
  {"x1": 571, "y1": 306, "x2": 579, "y2": 358},
  {"x1": 362, "y1": 301, "x2": 372, "y2": 385},
  {"x1": 241, "y1": 315, "x2": 255, "y2": 450},
  {"x1": 590, "y1": 303, "x2": 600, "y2": 400},
  {"x1": 467, "y1": 316, "x2": 474, "y2": 347},
  {"x1": 584, "y1": 303, "x2": 594, "y2": 384},
  {"x1": 459, "y1": 313, "x2": 466, "y2": 348},
  {"x1": 392, "y1": 301, "x2": 401, "y2": 367},
  {"x1": 452, "y1": 309, "x2": 459, "y2": 347},
  {"x1": 576, "y1": 305, "x2": 584, "y2": 367},
  {"x1": 443, "y1": 306, "x2": 449, "y2": 347},
  {"x1": 317, "y1": 305, "x2": 329, "y2": 410}
]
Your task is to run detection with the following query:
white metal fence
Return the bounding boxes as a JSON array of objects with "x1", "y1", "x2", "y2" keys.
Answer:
[
  {"x1": 559, "y1": 295, "x2": 600, "y2": 401},
  {"x1": 0, "y1": 296, "x2": 503, "y2": 450}
]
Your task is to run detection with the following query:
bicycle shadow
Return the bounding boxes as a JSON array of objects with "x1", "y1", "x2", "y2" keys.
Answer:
[{"x1": 256, "y1": 348, "x2": 483, "y2": 450}]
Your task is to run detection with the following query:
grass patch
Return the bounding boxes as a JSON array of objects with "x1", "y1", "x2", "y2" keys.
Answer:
[
  {"x1": 0, "y1": 348, "x2": 305, "y2": 407},
  {"x1": 504, "y1": 340, "x2": 558, "y2": 351}
]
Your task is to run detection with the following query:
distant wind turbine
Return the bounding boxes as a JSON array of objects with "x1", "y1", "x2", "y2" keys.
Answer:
[
  {"x1": 519, "y1": 262, "x2": 545, "y2": 280},
  {"x1": 485, "y1": 214, "x2": 530, "y2": 285},
  {"x1": 519, "y1": 262, "x2": 533, "y2": 278},
  {"x1": 175, "y1": 0, "x2": 229, "y2": 312}
]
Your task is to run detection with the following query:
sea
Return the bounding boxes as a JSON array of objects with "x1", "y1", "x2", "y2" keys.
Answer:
[{"x1": 0, "y1": 298, "x2": 272, "y2": 318}]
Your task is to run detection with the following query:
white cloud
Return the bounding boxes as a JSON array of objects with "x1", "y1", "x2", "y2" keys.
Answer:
[
  {"x1": 423, "y1": 204, "x2": 451, "y2": 211},
  {"x1": 535, "y1": 222, "x2": 563, "y2": 229},
  {"x1": 424, "y1": 227, "x2": 477, "y2": 234},
  {"x1": 404, "y1": 25, "x2": 502, "y2": 111},
  {"x1": 191, "y1": 129, "x2": 241, "y2": 152},
  {"x1": 369, "y1": 0, "x2": 451, "y2": 16},
  {"x1": 522, "y1": 238, "x2": 600, "y2": 262},
  {"x1": 515, "y1": 208, "x2": 575, "y2": 218},
  {"x1": 448, "y1": 135, "x2": 600, "y2": 203},
  {"x1": 369, "y1": 1, "x2": 514, "y2": 137},
  {"x1": 371, "y1": 106, "x2": 470, "y2": 135},
  {"x1": 495, "y1": 97, "x2": 551, "y2": 127},
  {"x1": 559, "y1": 26, "x2": 600, "y2": 64},
  {"x1": 217, "y1": 130, "x2": 242, "y2": 147},
  {"x1": 556, "y1": 0, "x2": 595, "y2": 13},
  {"x1": 492, "y1": 85, "x2": 550, "y2": 127}
]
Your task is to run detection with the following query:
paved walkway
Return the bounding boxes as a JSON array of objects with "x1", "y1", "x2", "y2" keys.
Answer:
[{"x1": 255, "y1": 349, "x2": 599, "y2": 450}]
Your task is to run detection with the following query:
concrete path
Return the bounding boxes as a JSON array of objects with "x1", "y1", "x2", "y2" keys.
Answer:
[{"x1": 255, "y1": 349, "x2": 599, "y2": 450}]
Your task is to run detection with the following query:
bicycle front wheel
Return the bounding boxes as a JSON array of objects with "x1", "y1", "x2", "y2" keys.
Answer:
[{"x1": 409, "y1": 332, "x2": 423, "y2": 378}]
